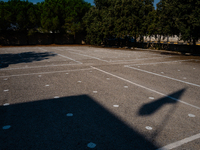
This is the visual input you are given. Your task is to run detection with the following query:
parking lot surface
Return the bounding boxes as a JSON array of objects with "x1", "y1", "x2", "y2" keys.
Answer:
[{"x1": 0, "y1": 46, "x2": 200, "y2": 150}]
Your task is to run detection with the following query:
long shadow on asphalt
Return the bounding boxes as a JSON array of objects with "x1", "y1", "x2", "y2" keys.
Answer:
[
  {"x1": 0, "y1": 95, "x2": 159, "y2": 150},
  {"x1": 0, "y1": 52, "x2": 56, "y2": 69},
  {"x1": 138, "y1": 89, "x2": 185, "y2": 139}
]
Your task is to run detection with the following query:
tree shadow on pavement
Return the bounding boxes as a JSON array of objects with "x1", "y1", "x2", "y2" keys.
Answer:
[
  {"x1": 0, "y1": 52, "x2": 56, "y2": 69},
  {"x1": 0, "y1": 95, "x2": 159, "y2": 150},
  {"x1": 138, "y1": 89, "x2": 186, "y2": 139}
]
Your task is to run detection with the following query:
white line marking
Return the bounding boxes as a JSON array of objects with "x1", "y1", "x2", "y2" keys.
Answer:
[
  {"x1": 66, "y1": 113, "x2": 73, "y2": 117},
  {"x1": 56, "y1": 53, "x2": 82, "y2": 64},
  {"x1": 157, "y1": 133, "x2": 200, "y2": 150},
  {"x1": 125, "y1": 59, "x2": 197, "y2": 66},
  {"x1": 3, "y1": 103, "x2": 10, "y2": 106},
  {"x1": 2, "y1": 125, "x2": 11, "y2": 130},
  {"x1": 0, "y1": 68, "x2": 92, "y2": 78},
  {"x1": 145, "y1": 126, "x2": 153, "y2": 130},
  {"x1": 91, "y1": 66, "x2": 200, "y2": 110},
  {"x1": 113, "y1": 105, "x2": 119, "y2": 107},
  {"x1": 4, "y1": 89, "x2": 9, "y2": 92},
  {"x1": 125, "y1": 66, "x2": 200, "y2": 88},
  {"x1": 0, "y1": 63, "x2": 80, "y2": 71},
  {"x1": 40, "y1": 47, "x2": 82, "y2": 64},
  {"x1": 68, "y1": 51, "x2": 110, "y2": 62},
  {"x1": 93, "y1": 91, "x2": 97, "y2": 93},
  {"x1": 188, "y1": 114, "x2": 195, "y2": 117},
  {"x1": 54, "y1": 96, "x2": 59, "y2": 99},
  {"x1": 149, "y1": 97, "x2": 155, "y2": 100},
  {"x1": 124, "y1": 86, "x2": 128, "y2": 88}
]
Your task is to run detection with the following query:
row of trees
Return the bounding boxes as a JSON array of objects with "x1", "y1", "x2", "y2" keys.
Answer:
[
  {"x1": 83, "y1": 0, "x2": 200, "y2": 46},
  {"x1": 0, "y1": 0, "x2": 91, "y2": 36}
]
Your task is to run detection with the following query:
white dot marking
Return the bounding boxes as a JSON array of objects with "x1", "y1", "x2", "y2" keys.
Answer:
[
  {"x1": 124, "y1": 86, "x2": 128, "y2": 88},
  {"x1": 188, "y1": 114, "x2": 195, "y2": 117},
  {"x1": 149, "y1": 97, "x2": 154, "y2": 100},
  {"x1": 113, "y1": 105, "x2": 119, "y2": 107},
  {"x1": 145, "y1": 126, "x2": 152, "y2": 130},
  {"x1": 4, "y1": 78, "x2": 8, "y2": 81},
  {"x1": 38, "y1": 75, "x2": 42, "y2": 77},
  {"x1": 54, "y1": 96, "x2": 59, "y2": 99},
  {"x1": 87, "y1": 142, "x2": 96, "y2": 148},
  {"x1": 93, "y1": 91, "x2": 97, "y2": 93},
  {"x1": 78, "y1": 81, "x2": 82, "y2": 83},
  {"x1": 4, "y1": 89, "x2": 9, "y2": 92},
  {"x1": 161, "y1": 72, "x2": 164, "y2": 74},
  {"x1": 66, "y1": 113, "x2": 73, "y2": 117},
  {"x1": 3, "y1": 125, "x2": 11, "y2": 130},
  {"x1": 3, "y1": 103, "x2": 10, "y2": 106},
  {"x1": 45, "y1": 85, "x2": 49, "y2": 87}
]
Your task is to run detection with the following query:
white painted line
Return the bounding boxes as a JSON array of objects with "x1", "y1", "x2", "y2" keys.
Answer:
[
  {"x1": 149, "y1": 97, "x2": 155, "y2": 100},
  {"x1": 157, "y1": 133, "x2": 200, "y2": 150},
  {"x1": 68, "y1": 51, "x2": 110, "y2": 62},
  {"x1": 161, "y1": 72, "x2": 164, "y2": 74},
  {"x1": 38, "y1": 75, "x2": 42, "y2": 77},
  {"x1": 0, "y1": 68, "x2": 92, "y2": 78},
  {"x1": 91, "y1": 66, "x2": 200, "y2": 110},
  {"x1": 4, "y1": 89, "x2": 9, "y2": 92},
  {"x1": 87, "y1": 142, "x2": 96, "y2": 148},
  {"x1": 113, "y1": 105, "x2": 119, "y2": 107},
  {"x1": 56, "y1": 53, "x2": 82, "y2": 64},
  {"x1": 3, "y1": 78, "x2": 8, "y2": 80},
  {"x1": 78, "y1": 81, "x2": 82, "y2": 83},
  {"x1": 3, "y1": 103, "x2": 10, "y2": 106},
  {"x1": 45, "y1": 85, "x2": 49, "y2": 87},
  {"x1": 145, "y1": 126, "x2": 153, "y2": 130},
  {"x1": 125, "y1": 66, "x2": 200, "y2": 88},
  {"x1": 125, "y1": 59, "x2": 197, "y2": 66},
  {"x1": 66, "y1": 113, "x2": 73, "y2": 117},
  {"x1": 188, "y1": 114, "x2": 195, "y2": 117},
  {"x1": 124, "y1": 86, "x2": 128, "y2": 88},
  {"x1": 0, "y1": 63, "x2": 80, "y2": 71},
  {"x1": 54, "y1": 96, "x2": 59, "y2": 99},
  {"x1": 2, "y1": 125, "x2": 11, "y2": 130},
  {"x1": 93, "y1": 91, "x2": 97, "y2": 93}
]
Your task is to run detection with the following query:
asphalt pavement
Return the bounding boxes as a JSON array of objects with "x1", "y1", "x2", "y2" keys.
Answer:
[{"x1": 0, "y1": 46, "x2": 200, "y2": 150}]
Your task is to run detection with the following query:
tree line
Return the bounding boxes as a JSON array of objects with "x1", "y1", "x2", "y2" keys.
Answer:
[
  {"x1": 83, "y1": 0, "x2": 200, "y2": 46},
  {"x1": 0, "y1": 0, "x2": 200, "y2": 46},
  {"x1": 0, "y1": 0, "x2": 91, "y2": 36}
]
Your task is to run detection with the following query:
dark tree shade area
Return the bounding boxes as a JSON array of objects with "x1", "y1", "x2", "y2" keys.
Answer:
[
  {"x1": 0, "y1": 0, "x2": 200, "y2": 47},
  {"x1": 0, "y1": 0, "x2": 91, "y2": 36}
]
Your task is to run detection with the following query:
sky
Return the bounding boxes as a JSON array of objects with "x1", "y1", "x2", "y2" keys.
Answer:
[{"x1": 1, "y1": 0, "x2": 160, "y2": 8}]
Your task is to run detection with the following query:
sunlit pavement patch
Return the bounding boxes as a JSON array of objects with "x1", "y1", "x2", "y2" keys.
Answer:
[
  {"x1": 145, "y1": 126, "x2": 153, "y2": 130},
  {"x1": 90, "y1": 71, "x2": 92, "y2": 72},
  {"x1": 66, "y1": 73, "x2": 69, "y2": 74},
  {"x1": 193, "y1": 68, "x2": 196, "y2": 69},
  {"x1": 66, "y1": 113, "x2": 73, "y2": 117},
  {"x1": 87, "y1": 142, "x2": 96, "y2": 148},
  {"x1": 93, "y1": 91, "x2": 97, "y2": 93},
  {"x1": 106, "y1": 78, "x2": 110, "y2": 80},
  {"x1": 161, "y1": 72, "x2": 164, "y2": 74},
  {"x1": 3, "y1": 103, "x2": 9, "y2": 106},
  {"x1": 113, "y1": 105, "x2": 119, "y2": 107},
  {"x1": 178, "y1": 70, "x2": 180, "y2": 71},
  {"x1": 124, "y1": 86, "x2": 128, "y2": 88},
  {"x1": 183, "y1": 77, "x2": 187, "y2": 79},
  {"x1": 188, "y1": 114, "x2": 195, "y2": 117},
  {"x1": 4, "y1": 89, "x2": 9, "y2": 92},
  {"x1": 54, "y1": 96, "x2": 59, "y2": 99},
  {"x1": 149, "y1": 97, "x2": 154, "y2": 100},
  {"x1": 2, "y1": 125, "x2": 11, "y2": 130}
]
